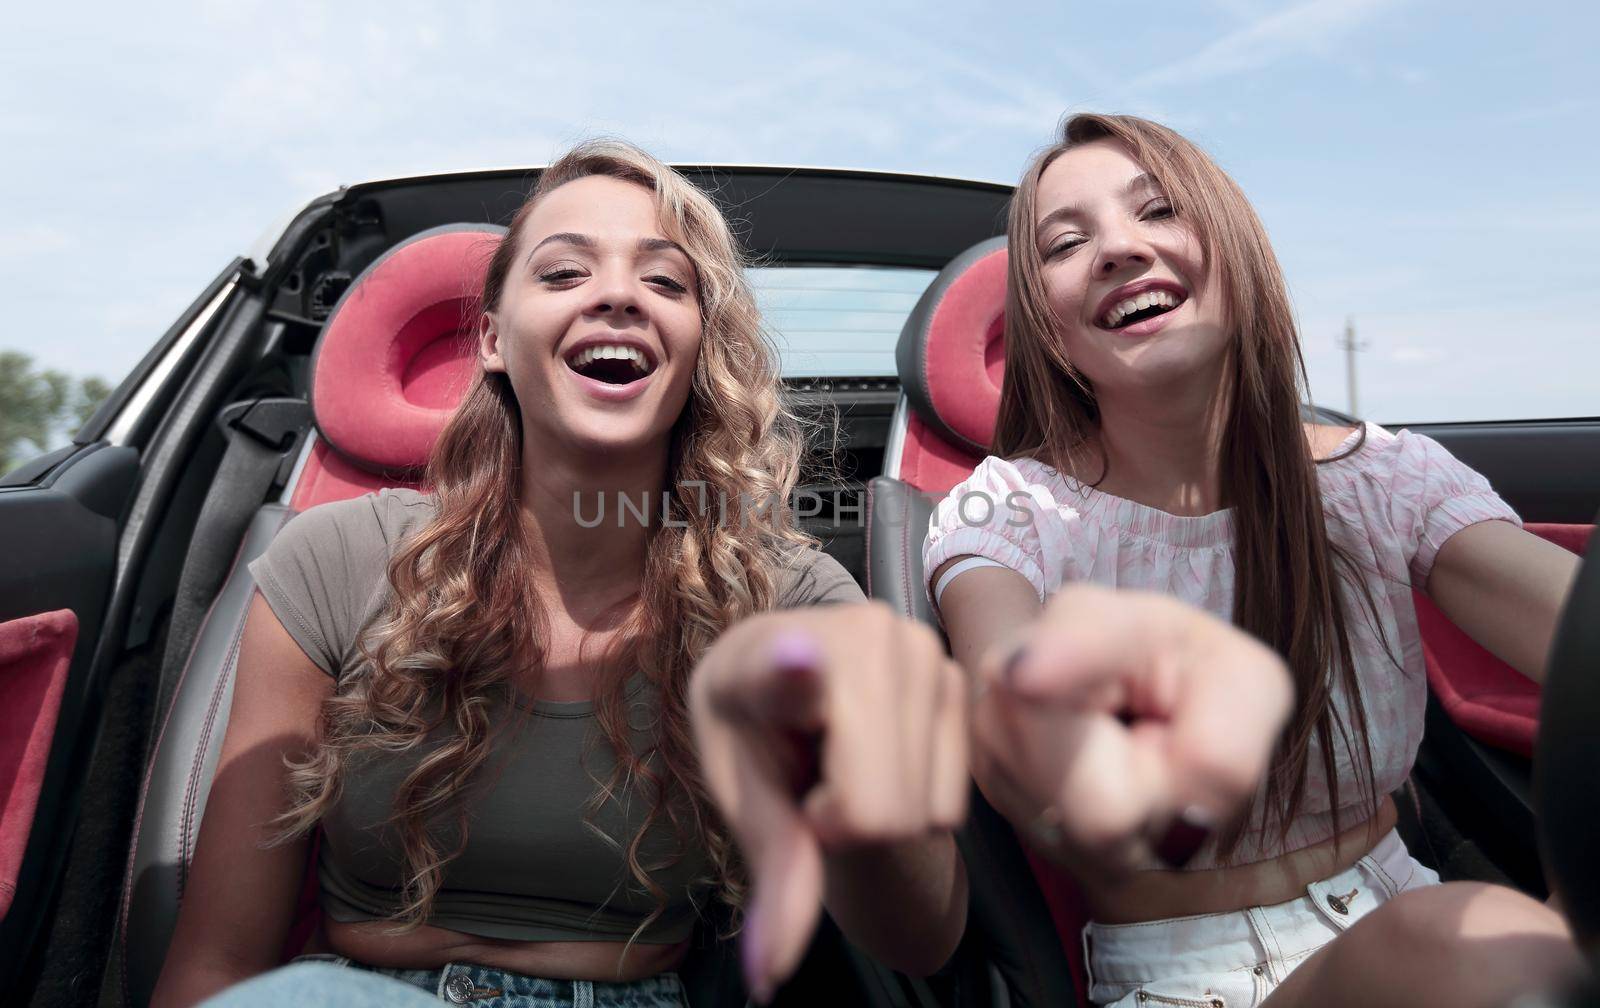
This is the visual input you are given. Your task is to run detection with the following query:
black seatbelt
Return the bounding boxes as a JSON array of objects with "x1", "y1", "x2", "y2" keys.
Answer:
[{"x1": 152, "y1": 397, "x2": 311, "y2": 733}]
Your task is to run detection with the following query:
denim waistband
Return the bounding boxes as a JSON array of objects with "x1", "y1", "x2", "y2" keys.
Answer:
[
  {"x1": 293, "y1": 955, "x2": 684, "y2": 1006},
  {"x1": 1082, "y1": 828, "x2": 1419, "y2": 986}
]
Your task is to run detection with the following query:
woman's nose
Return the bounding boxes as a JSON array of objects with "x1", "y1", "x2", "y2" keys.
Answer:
[
  {"x1": 1095, "y1": 225, "x2": 1154, "y2": 277},
  {"x1": 588, "y1": 272, "x2": 645, "y2": 319}
]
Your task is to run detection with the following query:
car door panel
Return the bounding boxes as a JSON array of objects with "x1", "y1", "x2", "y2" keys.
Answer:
[
  {"x1": 0, "y1": 610, "x2": 76, "y2": 921},
  {"x1": 0, "y1": 442, "x2": 138, "y2": 987}
]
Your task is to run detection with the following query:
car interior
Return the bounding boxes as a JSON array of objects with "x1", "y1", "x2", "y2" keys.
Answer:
[{"x1": 0, "y1": 165, "x2": 1596, "y2": 1007}]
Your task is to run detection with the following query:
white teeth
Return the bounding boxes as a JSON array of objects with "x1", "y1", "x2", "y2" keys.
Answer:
[
  {"x1": 1100, "y1": 288, "x2": 1182, "y2": 328},
  {"x1": 569, "y1": 344, "x2": 653, "y2": 374}
]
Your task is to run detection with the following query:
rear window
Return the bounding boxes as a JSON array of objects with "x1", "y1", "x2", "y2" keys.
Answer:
[{"x1": 748, "y1": 266, "x2": 935, "y2": 378}]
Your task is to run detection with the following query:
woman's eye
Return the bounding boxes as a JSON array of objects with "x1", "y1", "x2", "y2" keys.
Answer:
[
  {"x1": 648, "y1": 275, "x2": 689, "y2": 294},
  {"x1": 1046, "y1": 236, "x2": 1086, "y2": 259},
  {"x1": 538, "y1": 268, "x2": 584, "y2": 283},
  {"x1": 1141, "y1": 199, "x2": 1175, "y2": 221}
]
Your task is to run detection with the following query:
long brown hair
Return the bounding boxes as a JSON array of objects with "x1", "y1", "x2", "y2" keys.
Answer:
[
  {"x1": 273, "y1": 140, "x2": 812, "y2": 931},
  {"x1": 998, "y1": 114, "x2": 1378, "y2": 856}
]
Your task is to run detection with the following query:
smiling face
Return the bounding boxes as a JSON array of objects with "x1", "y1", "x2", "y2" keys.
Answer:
[
  {"x1": 480, "y1": 175, "x2": 703, "y2": 461},
  {"x1": 1033, "y1": 140, "x2": 1230, "y2": 397}
]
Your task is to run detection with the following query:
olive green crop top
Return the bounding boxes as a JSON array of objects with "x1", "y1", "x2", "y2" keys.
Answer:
[{"x1": 247, "y1": 488, "x2": 863, "y2": 944}]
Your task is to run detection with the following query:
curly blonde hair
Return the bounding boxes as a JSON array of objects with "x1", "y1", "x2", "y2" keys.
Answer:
[{"x1": 272, "y1": 140, "x2": 813, "y2": 936}]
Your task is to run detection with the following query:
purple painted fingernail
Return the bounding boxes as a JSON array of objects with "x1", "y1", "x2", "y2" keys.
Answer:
[
  {"x1": 771, "y1": 630, "x2": 822, "y2": 674},
  {"x1": 741, "y1": 915, "x2": 772, "y2": 1004},
  {"x1": 1154, "y1": 806, "x2": 1213, "y2": 869}
]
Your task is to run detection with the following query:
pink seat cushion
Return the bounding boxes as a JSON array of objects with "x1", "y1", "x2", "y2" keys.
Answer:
[
  {"x1": 309, "y1": 226, "x2": 503, "y2": 480},
  {"x1": 917, "y1": 246, "x2": 1007, "y2": 453},
  {"x1": 288, "y1": 440, "x2": 422, "y2": 512}
]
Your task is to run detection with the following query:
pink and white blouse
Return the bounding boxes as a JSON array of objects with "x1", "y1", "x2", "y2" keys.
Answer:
[{"x1": 923, "y1": 423, "x2": 1520, "y2": 868}]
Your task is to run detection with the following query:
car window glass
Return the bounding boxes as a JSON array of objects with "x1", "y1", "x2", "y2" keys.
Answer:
[{"x1": 749, "y1": 266, "x2": 935, "y2": 378}]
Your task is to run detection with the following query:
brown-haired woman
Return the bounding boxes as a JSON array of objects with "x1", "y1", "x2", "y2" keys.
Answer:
[
  {"x1": 151, "y1": 140, "x2": 978, "y2": 1008},
  {"x1": 928, "y1": 114, "x2": 1587, "y2": 1007}
]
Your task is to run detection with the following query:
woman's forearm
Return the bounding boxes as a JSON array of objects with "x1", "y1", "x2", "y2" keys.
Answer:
[
  {"x1": 150, "y1": 954, "x2": 258, "y2": 1008},
  {"x1": 822, "y1": 832, "x2": 968, "y2": 976}
]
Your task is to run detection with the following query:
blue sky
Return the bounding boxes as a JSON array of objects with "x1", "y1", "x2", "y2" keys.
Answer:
[{"x1": 3, "y1": 0, "x2": 1595, "y2": 424}]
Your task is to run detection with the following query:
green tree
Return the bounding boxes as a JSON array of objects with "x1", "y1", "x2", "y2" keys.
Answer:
[
  {"x1": 0, "y1": 350, "x2": 112, "y2": 474},
  {"x1": 75, "y1": 376, "x2": 113, "y2": 428}
]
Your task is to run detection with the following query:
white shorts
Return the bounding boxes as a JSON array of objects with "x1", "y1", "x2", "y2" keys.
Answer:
[{"x1": 1083, "y1": 829, "x2": 1440, "y2": 1008}]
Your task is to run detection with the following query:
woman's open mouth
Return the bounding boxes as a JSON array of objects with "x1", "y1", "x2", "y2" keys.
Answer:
[
  {"x1": 564, "y1": 343, "x2": 657, "y2": 386},
  {"x1": 1098, "y1": 288, "x2": 1187, "y2": 331}
]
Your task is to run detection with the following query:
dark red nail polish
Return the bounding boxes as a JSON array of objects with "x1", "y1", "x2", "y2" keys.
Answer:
[{"x1": 1154, "y1": 807, "x2": 1212, "y2": 869}]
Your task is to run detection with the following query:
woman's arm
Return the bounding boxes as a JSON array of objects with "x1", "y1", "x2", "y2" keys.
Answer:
[
  {"x1": 689, "y1": 603, "x2": 968, "y2": 999},
  {"x1": 931, "y1": 556, "x2": 1042, "y2": 675},
  {"x1": 1427, "y1": 520, "x2": 1581, "y2": 684},
  {"x1": 150, "y1": 593, "x2": 334, "y2": 1008}
]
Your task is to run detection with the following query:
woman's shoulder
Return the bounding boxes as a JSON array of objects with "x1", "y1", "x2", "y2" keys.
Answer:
[
  {"x1": 776, "y1": 546, "x2": 866, "y2": 609},
  {"x1": 948, "y1": 453, "x2": 1076, "y2": 495},
  {"x1": 285, "y1": 487, "x2": 438, "y2": 548},
  {"x1": 252, "y1": 488, "x2": 438, "y2": 609},
  {"x1": 1314, "y1": 421, "x2": 1470, "y2": 488},
  {"x1": 249, "y1": 489, "x2": 437, "y2": 677}
]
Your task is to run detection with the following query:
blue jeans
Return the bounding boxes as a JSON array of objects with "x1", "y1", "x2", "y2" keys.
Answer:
[{"x1": 203, "y1": 957, "x2": 689, "y2": 1007}]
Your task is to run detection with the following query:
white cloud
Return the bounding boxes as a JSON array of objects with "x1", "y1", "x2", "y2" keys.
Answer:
[{"x1": 1127, "y1": 0, "x2": 1401, "y2": 93}]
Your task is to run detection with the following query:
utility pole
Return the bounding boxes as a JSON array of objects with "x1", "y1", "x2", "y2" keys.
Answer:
[{"x1": 1337, "y1": 317, "x2": 1367, "y2": 417}]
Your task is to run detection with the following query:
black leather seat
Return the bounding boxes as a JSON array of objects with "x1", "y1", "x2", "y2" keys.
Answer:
[
  {"x1": 118, "y1": 506, "x2": 296, "y2": 1005},
  {"x1": 867, "y1": 236, "x2": 1083, "y2": 1006}
]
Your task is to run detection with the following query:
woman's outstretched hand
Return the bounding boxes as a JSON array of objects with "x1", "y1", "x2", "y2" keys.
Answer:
[
  {"x1": 970, "y1": 583, "x2": 1293, "y2": 878},
  {"x1": 688, "y1": 602, "x2": 968, "y2": 1002}
]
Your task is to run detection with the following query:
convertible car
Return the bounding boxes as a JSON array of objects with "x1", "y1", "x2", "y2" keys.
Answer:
[{"x1": 1, "y1": 164, "x2": 1597, "y2": 1008}]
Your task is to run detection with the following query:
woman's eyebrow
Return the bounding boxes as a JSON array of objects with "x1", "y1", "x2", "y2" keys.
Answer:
[
  {"x1": 525, "y1": 232, "x2": 594, "y2": 266},
  {"x1": 1125, "y1": 172, "x2": 1159, "y2": 195},
  {"x1": 1035, "y1": 205, "x2": 1083, "y2": 243},
  {"x1": 638, "y1": 236, "x2": 689, "y2": 259},
  {"x1": 1034, "y1": 173, "x2": 1165, "y2": 242}
]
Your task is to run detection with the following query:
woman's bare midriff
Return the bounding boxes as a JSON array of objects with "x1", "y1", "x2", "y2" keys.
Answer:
[
  {"x1": 308, "y1": 919, "x2": 689, "y2": 981},
  {"x1": 1085, "y1": 796, "x2": 1399, "y2": 924}
]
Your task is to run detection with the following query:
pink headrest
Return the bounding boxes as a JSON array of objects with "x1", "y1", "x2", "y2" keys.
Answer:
[
  {"x1": 894, "y1": 237, "x2": 1008, "y2": 456},
  {"x1": 310, "y1": 224, "x2": 508, "y2": 474}
]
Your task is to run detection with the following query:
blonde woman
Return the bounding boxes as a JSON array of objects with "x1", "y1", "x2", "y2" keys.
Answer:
[
  {"x1": 928, "y1": 113, "x2": 1586, "y2": 1007},
  {"x1": 153, "y1": 141, "x2": 974, "y2": 1008}
]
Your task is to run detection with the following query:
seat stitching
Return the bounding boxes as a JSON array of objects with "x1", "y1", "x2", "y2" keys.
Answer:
[
  {"x1": 863, "y1": 482, "x2": 876, "y2": 598},
  {"x1": 179, "y1": 603, "x2": 252, "y2": 898},
  {"x1": 118, "y1": 507, "x2": 293, "y2": 1005},
  {"x1": 898, "y1": 492, "x2": 914, "y2": 619}
]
